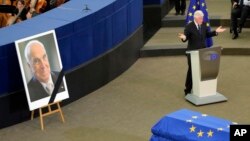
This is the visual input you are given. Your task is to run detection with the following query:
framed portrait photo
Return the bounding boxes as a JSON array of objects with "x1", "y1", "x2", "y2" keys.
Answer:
[{"x1": 15, "y1": 30, "x2": 69, "y2": 111}]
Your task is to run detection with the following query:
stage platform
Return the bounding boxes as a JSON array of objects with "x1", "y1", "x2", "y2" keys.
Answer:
[{"x1": 141, "y1": 0, "x2": 250, "y2": 57}]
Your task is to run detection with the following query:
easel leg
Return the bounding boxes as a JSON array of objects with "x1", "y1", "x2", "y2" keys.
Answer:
[
  {"x1": 57, "y1": 102, "x2": 65, "y2": 123},
  {"x1": 30, "y1": 101, "x2": 65, "y2": 130},
  {"x1": 39, "y1": 108, "x2": 44, "y2": 131},
  {"x1": 31, "y1": 110, "x2": 34, "y2": 120}
]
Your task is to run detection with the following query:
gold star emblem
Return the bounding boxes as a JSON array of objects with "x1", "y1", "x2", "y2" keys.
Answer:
[
  {"x1": 206, "y1": 23, "x2": 210, "y2": 27},
  {"x1": 202, "y1": 3, "x2": 205, "y2": 7},
  {"x1": 197, "y1": 130, "x2": 204, "y2": 137},
  {"x1": 192, "y1": 5, "x2": 196, "y2": 10},
  {"x1": 197, "y1": 1, "x2": 200, "y2": 5},
  {"x1": 190, "y1": 125, "x2": 196, "y2": 132},
  {"x1": 188, "y1": 12, "x2": 193, "y2": 17},
  {"x1": 207, "y1": 130, "x2": 213, "y2": 137}
]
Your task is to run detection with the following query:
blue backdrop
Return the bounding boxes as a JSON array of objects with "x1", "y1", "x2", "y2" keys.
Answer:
[{"x1": 0, "y1": 0, "x2": 143, "y2": 96}]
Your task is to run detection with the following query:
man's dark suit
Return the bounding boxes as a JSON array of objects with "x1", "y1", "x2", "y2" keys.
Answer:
[
  {"x1": 182, "y1": 22, "x2": 217, "y2": 95},
  {"x1": 175, "y1": 0, "x2": 186, "y2": 15},
  {"x1": 27, "y1": 72, "x2": 65, "y2": 102}
]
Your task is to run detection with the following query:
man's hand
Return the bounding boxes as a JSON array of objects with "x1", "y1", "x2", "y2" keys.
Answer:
[
  {"x1": 178, "y1": 33, "x2": 186, "y2": 41},
  {"x1": 216, "y1": 26, "x2": 226, "y2": 33}
]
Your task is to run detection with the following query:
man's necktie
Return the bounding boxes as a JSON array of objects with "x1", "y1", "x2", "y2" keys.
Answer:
[
  {"x1": 46, "y1": 83, "x2": 54, "y2": 95},
  {"x1": 198, "y1": 25, "x2": 202, "y2": 35}
]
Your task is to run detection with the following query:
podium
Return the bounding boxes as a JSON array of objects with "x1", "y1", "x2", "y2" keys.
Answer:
[{"x1": 185, "y1": 46, "x2": 227, "y2": 105}]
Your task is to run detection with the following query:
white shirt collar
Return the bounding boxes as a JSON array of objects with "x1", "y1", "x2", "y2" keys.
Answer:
[
  {"x1": 40, "y1": 74, "x2": 54, "y2": 91},
  {"x1": 194, "y1": 20, "x2": 200, "y2": 29}
]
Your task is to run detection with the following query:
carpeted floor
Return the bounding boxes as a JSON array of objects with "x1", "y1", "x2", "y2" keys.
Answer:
[{"x1": 1, "y1": 56, "x2": 250, "y2": 141}]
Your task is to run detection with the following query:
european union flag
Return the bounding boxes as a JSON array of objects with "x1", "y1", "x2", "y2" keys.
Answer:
[
  {"x1": 150, "y1": 109, "x2": 237, "y2": 141},
  {"x1": 186, "y1": 0, "x2": 213, "y2": 47}
]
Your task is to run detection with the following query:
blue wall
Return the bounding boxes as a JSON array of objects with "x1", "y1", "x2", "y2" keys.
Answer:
[{"x1": 0, "y1": 0, "x2": 143, "y2": 96}]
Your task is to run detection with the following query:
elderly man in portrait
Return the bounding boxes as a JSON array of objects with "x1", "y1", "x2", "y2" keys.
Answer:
[{"x1": 24, "y1": 40, "x2": 65, "y2": 102}]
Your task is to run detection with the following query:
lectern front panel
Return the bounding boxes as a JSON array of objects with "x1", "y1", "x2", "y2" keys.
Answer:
[{"x1": 199, "y1": 47, "x2": 221, "y2": 81}]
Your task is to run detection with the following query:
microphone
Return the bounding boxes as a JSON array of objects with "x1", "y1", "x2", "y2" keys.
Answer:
[{"x1": 82, "y1": 4, "x2": 91, "y2": 12}]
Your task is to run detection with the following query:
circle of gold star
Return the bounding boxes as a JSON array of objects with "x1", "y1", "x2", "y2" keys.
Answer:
[
  {"x1": 190, "y1": 125, "x2": 196, "y2": 132},
  {"x1": 207, "y1": 130, "x2": 213, "y2": 137},
  {"x1": 197, "y1": 130, "x2": 204, "y2": 137}
]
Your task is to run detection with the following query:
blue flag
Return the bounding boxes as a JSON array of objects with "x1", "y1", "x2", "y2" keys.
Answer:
[
  {"x1": 150, "y1": 109, "x2": 235, "y2": 141},
  {"x1": 186, "y1": 0, "x2": 213, "y2": 47}
]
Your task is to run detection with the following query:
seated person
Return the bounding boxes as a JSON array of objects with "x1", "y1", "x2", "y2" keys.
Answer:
[
  {"x1": 6, "y1": 0, "x2": 28, "y2": 26},
  {"x1": 231, "y1": 0, "x2": 250, "y2": 39},
  {"x1": 0, "y1": 13, "x2": 9, "y2": 27},
  {"x1": 44, "y1": 0, "x2": 67, "y2": 12},
  {"x1": 26, "y1": 7, "x2": 39, "y2": 19},
  {"x1": 0, "y1": 0, "x2": 14, "y2": 27},
  {"x1": 238, "y1": 0, "x2": 250, "y2": 33},
  {"x1": 26, "y1": 1, "x2": 39, "y2": 19}
]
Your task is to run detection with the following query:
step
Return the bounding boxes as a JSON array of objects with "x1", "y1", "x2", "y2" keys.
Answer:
[{"x1": 141, "y1": 27, "x2": 250, "y2": 57}]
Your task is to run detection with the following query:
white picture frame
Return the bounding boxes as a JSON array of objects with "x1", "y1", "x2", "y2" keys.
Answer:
[{"x1": 15, "y1": 30, "x2": 69, "y2": 111}]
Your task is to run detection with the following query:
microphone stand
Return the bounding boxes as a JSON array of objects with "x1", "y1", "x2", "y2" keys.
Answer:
[{"x1": 82, "y1": 4, "x2": 91, "y2": 12}]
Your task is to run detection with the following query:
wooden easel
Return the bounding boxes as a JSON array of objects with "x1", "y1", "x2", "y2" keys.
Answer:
[{"x1": 31, "y1": 101, "x2": 65, "y2": 130}]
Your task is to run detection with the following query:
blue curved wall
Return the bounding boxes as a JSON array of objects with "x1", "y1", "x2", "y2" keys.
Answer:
[{"x1": 0, "y1": 0, "x2": 143, "y2": 96}]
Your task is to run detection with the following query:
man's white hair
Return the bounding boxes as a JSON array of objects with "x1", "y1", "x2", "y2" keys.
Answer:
[
  {"x1": 24, "y1": 40, "x2": 46, "y2": 64},
  {"x1": 194, "y1": 10, "x2": 204, "y2": 18}
]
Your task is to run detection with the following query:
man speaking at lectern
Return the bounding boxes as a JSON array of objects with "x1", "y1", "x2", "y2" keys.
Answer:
[{"x1": 178, "y1": 10, "x2": 226, "y2": 96}]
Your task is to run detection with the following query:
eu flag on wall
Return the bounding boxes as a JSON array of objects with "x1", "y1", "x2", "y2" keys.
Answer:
[{"x1": 186, "y1": 0, "x2": 213, "y2": 47}]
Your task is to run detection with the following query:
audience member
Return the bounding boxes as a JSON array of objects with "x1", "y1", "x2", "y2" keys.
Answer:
[
  {"x1": 231, "y1": 0, "x2": 250, "y2": 39},
  {"x1": 6, "y1": 0, "x2": 28, "y2": 26},
  {"x1": 175, "y1": 0, "x2": 186, "y2": 15},
  {"x1": 26, "y1": 1, "x2": 39, "y2": 19}
]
